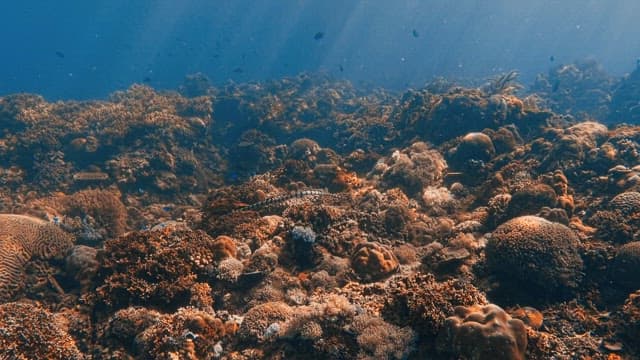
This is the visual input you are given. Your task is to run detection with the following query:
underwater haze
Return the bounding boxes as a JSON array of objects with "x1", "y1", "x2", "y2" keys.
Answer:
[{"x1": 2, "y1": 0, "x2": 640, "y2": 99}]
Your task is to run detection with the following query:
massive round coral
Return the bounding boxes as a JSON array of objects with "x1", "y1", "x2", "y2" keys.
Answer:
[
  {"x1": 437, "y1": 304, "x2": 527, "y2": 360},
  {"x1": 0, "y1": 214, "x2": 75, "y2": 302},
  {"x1": 485, "y1": 216, "x2": 583, "y2": 299},
  {"x1": 612, "y1": 241, "x2": 640, "y2": 290},
  {"x1": 350, "y1": 242, "x2": 399, "y2": 282}
]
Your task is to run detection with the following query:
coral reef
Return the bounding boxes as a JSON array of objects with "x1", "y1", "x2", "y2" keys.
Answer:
[
  {"x1": 531, "y1": 59, "x2": 615, "y2": 121},
  {"x1": 2, "y1": 73, "x2": 640, "y2": 358}
]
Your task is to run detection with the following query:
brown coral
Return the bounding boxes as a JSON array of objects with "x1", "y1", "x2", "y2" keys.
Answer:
[
  {"x1": 437, "y1": 304, "x2": 527, "y2": 360},
  {"x1": 350, "y1": 242, "x2": 399, "y2": 282},
  {"x1": 383, "y1": 273, "x2": 488, "y2": 337},
  {"x1": 372, "y1": 141, "x2": 447, "y2": 197},
  {"x1": 612, "y1": 241, "x2": 640, "y2": 290},
  {"x1": 0, "y1": 214, "x2": 75, "y2": 302},
  {"x1": 95, "y1": 228, "x2": 222, "y2": 311},
  {"x1": 485, "y1": 216, "x2": 583, "y2": 301},
  {"x1": 238, "y1": 301, "x2": 293, "y2": 343},
  {"x1": 0, "y1": 301, "x2": 84, "y2": 359}
]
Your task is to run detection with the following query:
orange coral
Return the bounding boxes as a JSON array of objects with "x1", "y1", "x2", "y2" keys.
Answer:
[
  {"x1": 350, "y1": 242, "x2": 399, "y2": 282},
  {"x1": 212, "y1": 235, "x2": 238, "y2": 261}
]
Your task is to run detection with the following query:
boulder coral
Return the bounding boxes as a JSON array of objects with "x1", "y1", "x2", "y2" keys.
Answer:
[
  {"x1": 612, "y1": 241, "x2": 640, "y2": 290},
  {"x1": 437, "y1": 304, "x2": 528, "y2": 360},
  {"x1": 485, "y1": 216, "x2": 583, "y2": 300},
  {"x1": 350, "y1": 242, "x2": 399, "y2": 282},
  {"x1": 0, "y1": 301, "x2": 84, "y2": 359}
]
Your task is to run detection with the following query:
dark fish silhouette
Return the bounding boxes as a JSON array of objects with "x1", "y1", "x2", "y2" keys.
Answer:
[
  {"x1": 339, "y1": 64, "x2": 344, "y2": 72},
  {"x1": 55, "y1": 51, "x2": 65, "y2": 58},
  {"x1": 143, "y1": 76, "x2": 152, "y2": 83},
  {"x1": 412, "y1": 29, "x2": 419, "y2": 38},
  {"x1": 314, "y1": 32, "x2": 324, "y2": 40},
  {"x1": 549, "y1": 55, "x2": 555, "y2": 62},
  {"x1": 232, "y1": 67, "x2": 243, "y2": 73}
]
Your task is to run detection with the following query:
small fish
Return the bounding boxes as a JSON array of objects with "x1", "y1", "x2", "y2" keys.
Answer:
[
  {"x1": 412, "y1": 29, "x2": 419, "y2": 38},
  {"x1": 232, "y1": 67, "x2": 243, "y2": 73},
  {"x1": 55, "y1": 51, "x2": 65, "y2": 58},
  {"x1": 313, "y1": 32, "x2": 324, "y2": 40},
  {"x1": 552, "y1": 80, "x2": 560, "y2": 92},
  {"x1": 143, "y1": 76, "x2": 152, "y2": 83},
  {"x1": 339, "y1": 64, "x2": 344, "y2": 72},
  {"x1": 549, "y1": 55, "x2": 555, "y2": 62}
]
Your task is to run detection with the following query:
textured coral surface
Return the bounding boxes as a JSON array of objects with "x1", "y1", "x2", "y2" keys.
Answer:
[{"x1": 1, "y1": 72, "x2": 640, "y2": 359}]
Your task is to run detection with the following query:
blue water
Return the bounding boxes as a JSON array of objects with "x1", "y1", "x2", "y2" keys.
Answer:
[{"x1": 2, "y1": 0, "x2": 639, "y2": 99}]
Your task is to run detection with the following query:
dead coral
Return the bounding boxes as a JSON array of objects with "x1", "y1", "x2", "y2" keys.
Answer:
[
  {"x1": 532, "y1": 59, "x2": 615, "y2": 120},
  {"x1": 612, "y1": 241, "x2": 640, "y2": 291},
  {"x1": 437, "y1": 304, "x2": 527, "y2": 360},
  {"x1": 0, "y1": 301, "x2": 84, "y2": 359},
  {"x1": 135, "y1": 307, "x2": 228, "y2": 359},
  {"x1": 620, "y1": 290, "x2": 640, "y2": 350}
]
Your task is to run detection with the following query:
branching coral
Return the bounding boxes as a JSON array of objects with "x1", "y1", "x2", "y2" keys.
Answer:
[
  {"x1": 94, "y1": 228, "x2": 224, "y2": 311},
  {"x1": 0, "y1": 301, "x2": 84, "y2": 359}
]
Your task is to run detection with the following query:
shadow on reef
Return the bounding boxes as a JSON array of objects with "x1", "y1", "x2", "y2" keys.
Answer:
[{"x1": 2, "y1": 71, "x2": 640, "y2": 359}]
